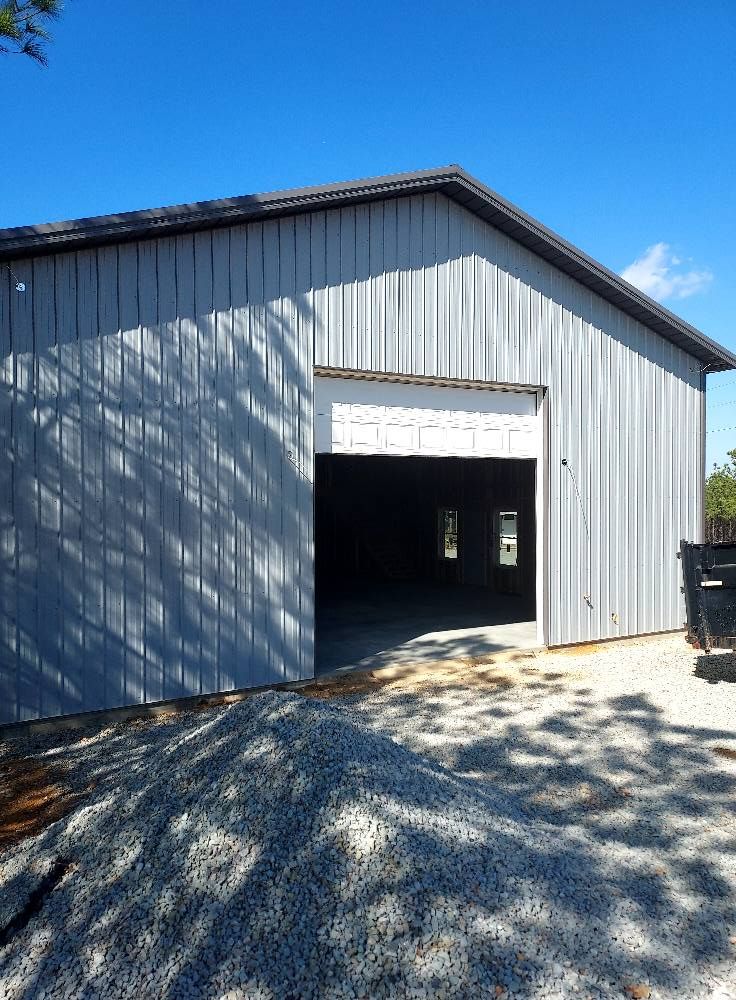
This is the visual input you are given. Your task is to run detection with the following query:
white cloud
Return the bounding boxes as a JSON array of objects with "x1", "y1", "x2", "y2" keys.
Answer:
[{"x1": 620, "y1": 242, "x2": 713, "y2": 302}]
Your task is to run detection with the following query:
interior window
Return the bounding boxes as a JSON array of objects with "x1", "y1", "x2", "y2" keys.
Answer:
[
  {"x1": 498, "y1": 511, "x2": 518, "y2": 567},
  {"x1": 439, "y1": 509, "x2": 458, "y2": 560}
]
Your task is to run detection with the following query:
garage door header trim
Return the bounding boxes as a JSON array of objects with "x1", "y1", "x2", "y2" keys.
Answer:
[{"x1": 314, "y1": 366, "x2": 546, "y2": 398}]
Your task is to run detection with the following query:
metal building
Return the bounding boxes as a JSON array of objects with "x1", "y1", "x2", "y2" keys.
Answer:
[{"x1": 1, "y1": 166, "x2": 734, "y2": 724}]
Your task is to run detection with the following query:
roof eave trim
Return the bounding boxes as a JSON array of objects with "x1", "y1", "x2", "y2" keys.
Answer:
[{"x1": 0, "y1": 167, "x2": 458, "y2": 261}]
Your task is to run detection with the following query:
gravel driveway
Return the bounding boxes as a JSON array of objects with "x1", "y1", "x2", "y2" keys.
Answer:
[{"x1": 1, "y1": 634, "x2": 735, "y2": 1000}]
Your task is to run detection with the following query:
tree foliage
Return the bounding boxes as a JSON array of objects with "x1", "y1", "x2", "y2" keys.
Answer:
[
  {"x1": 704, "y1": 449, "x2": 736, "y2": 519},
  {"x1": 0, "y1": 1, "x2": 62, "y2": 66}
]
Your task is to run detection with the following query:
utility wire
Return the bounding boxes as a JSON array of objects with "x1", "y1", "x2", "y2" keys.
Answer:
[
  {"x1": 286, "y1": 450, "x2": 312, "y2": 485},
  {"x1": 4, "y1": 264, "x2": 26, "y2": 292},
  {"x1": 707, "y1": 377, "x2": 736, "y2": 391},
  {"x1": 561, "y1": 459, "x2": 593, "y2": 608}
]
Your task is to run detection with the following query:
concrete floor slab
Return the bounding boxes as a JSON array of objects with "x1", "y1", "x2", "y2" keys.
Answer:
[{"x1": 316, "y1": 582, "x2": 537, "y2": 676}]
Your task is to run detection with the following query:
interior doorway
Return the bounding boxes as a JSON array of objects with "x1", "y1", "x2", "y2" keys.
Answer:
[{"x1": 315, "y1": 454, "x2": 537, "y2": 674}]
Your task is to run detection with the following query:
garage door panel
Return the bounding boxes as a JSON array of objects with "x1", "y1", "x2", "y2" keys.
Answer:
[
  {"x1": 509, "y1": 429, "x2": 538, "y2": 456},
  {"x1": 331, "y1": 421, "x2": 346, "y2": 447},
  {"x1": 385, "y1": 424, "x2": 417, "y2": 449},
  {"x1": 418, "y1": 425, "x2": 445, "y2": 450},
  {"x1": 446, "y1": 427, "x2": 475, "y2": 451},
  {"x1": 350, "y1": 422, "x2": 381, "y2": 449},
  {"x1": 316, "y1": 376, "x2": 541, "y2": 459},
  {"x1": 476, "y1": 427, "x2": 506, "y2": 451}
]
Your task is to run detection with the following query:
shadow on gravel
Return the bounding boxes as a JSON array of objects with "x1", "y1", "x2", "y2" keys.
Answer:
[
  {"x1": 339, "y1": 664, "x2": 736, "y2": 991},
  {"x1": 0, "y1": 666, "x2": 735, "y2": 1000}
]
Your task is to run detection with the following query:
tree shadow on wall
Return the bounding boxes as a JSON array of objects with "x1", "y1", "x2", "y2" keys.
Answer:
[{"x1": 0, "y1": 228, "x2": 315, "y2": 723}]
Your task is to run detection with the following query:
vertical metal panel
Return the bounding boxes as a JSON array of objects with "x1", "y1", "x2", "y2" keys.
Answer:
[
  {"x1": 55, "y1": 252, "x2": 81, "y2": 713},
  {"x1": 0, "y1": 220, "x2": 314, "y2": 723},
  {"x1": 294, "y1": 213, "x2": 315, "y2": 680},
  {"x1": 139, "y1": 238, "x2": 163, "y2": 703},
  {"x1": 229, "y1": 224, "x2": 251, "y2": 685},
  {"x1": 10, "y1": 256, "x2": 38, "y2": 719},
  {"x1": 262, "y1": 219, "x2": 283, "y2": 685},
  {"x1": 35, "y1": 255, "x2": 63, "y2": 718},
  {"x1": 157, "y1": 235, "x2": 183, "y2": 700},
  {"x1": 246, "y1": 222, "x2": 268, "y2": 686},
  {"x1": 310, "y1": 193, "x2": 702, "y2": 646},
  {"x1": 119, "y1": 242, "x2": 144, "y2": 707},
  {"x1": 212, "y1": 227, "x2": 233, "y2": 695},
  {"x1": 0, "y1": 269, "x2": 15, "y2": 718},
  {"x1": 76, "y1": 250, "x2": 100, "y2": 710}
]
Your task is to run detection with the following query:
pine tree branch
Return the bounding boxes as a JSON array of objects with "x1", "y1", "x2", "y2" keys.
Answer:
[{"x1": 0, "y1": 0, "x2": 61, "y2": 65}]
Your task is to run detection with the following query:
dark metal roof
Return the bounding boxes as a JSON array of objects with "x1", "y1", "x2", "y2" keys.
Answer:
[{"x1": 1, "y1": 165, "x2": 733, "y2": 371}]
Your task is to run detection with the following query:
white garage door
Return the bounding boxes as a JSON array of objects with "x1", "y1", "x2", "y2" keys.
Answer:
[{"x1": 314, "y1": 376, "x2": 541, "y2": 458}]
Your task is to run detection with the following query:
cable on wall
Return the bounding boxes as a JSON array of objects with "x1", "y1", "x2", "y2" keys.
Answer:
[
  {"x1": 4, "y1": 264, "x2": 26, "y2": 293},
  {"x1": 286, "y1": 450, "x2": 313, "y2": 485},
  {"x1": 561, "y1": 458, "x2": 594, "y2": 609}
]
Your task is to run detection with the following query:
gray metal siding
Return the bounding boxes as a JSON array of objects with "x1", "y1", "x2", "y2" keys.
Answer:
[
  {"x1": 1, "y1": 224, "x2": 314, "y2": 723},
  {"x1": 1, "y1": 190, "x2": 702, "y2": 722},
  {"x1": 310, "y1": 193, "x2": 702, "y2": 646}
]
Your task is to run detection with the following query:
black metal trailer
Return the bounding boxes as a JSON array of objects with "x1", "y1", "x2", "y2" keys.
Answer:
[{"x1": 679, "y1": 539, "x2": 736, "y2": 651}]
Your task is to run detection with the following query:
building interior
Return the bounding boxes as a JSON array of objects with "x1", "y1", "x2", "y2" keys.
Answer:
[{"x1": 314, "y1": 454, "x2": 538, "y2": 674}]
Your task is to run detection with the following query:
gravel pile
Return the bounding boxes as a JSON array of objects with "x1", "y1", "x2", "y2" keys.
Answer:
[{"x1": 1, "y1": 638, "x2": 735, "y2": 999}]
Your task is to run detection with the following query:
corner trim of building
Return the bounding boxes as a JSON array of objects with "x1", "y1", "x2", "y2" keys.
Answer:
[{"x1": 700, "y1": 369, "x2": 707, "y2": 542}]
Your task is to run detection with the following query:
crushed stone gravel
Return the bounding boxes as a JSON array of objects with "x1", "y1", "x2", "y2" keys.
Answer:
[{"x1": 0, "y1": 634, "x2": 735, "y2": 999}]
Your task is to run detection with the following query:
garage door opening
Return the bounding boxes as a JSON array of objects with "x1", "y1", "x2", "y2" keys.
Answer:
[{"x1": 315, "y1": 453, "x2": 538, "y2": 674}]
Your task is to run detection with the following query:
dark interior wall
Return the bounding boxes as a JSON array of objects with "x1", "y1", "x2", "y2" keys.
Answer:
[{"x1": 315, "y1": 455, "x2": 536, "y2": 601}]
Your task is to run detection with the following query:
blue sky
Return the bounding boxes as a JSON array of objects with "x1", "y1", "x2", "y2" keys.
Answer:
[{"x1": 2, "y1": 1, "x2": 734, "y2": 465}]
